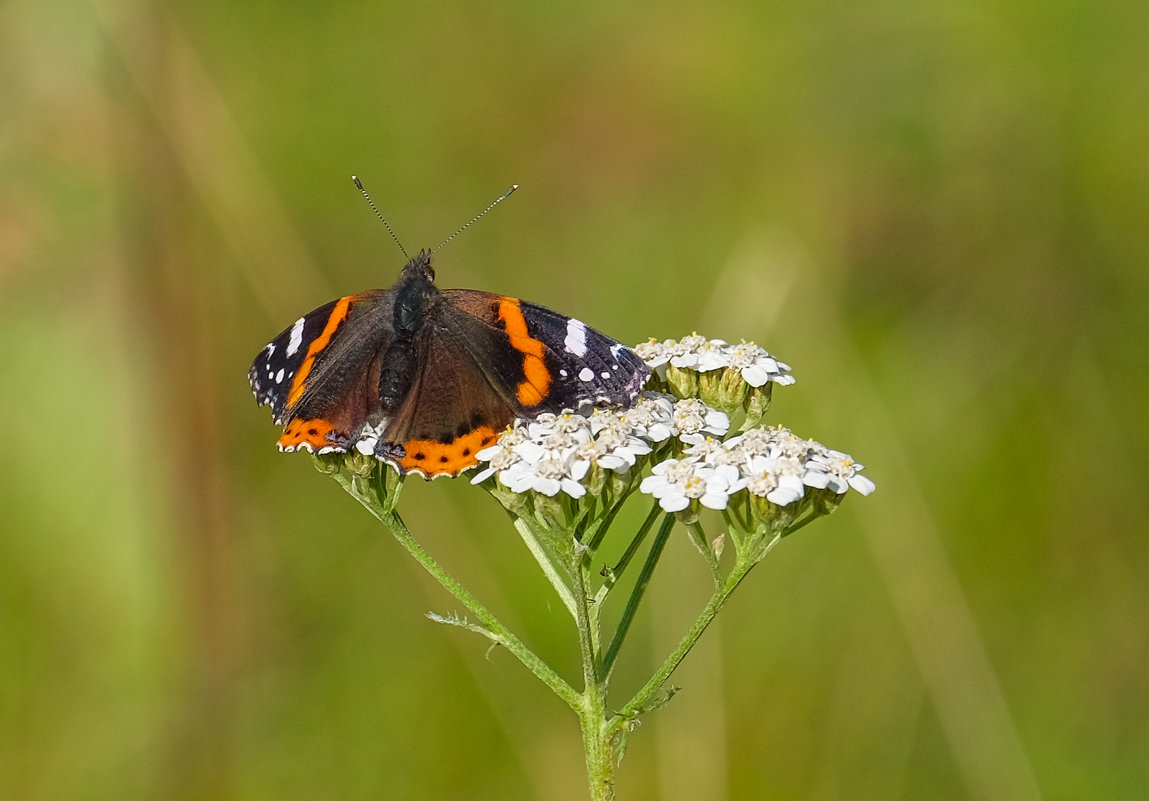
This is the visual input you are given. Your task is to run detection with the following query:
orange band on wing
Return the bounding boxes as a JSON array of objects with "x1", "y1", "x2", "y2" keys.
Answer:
[
  {"x1": 278, "y1": 418, "x2": 337, "y2": 451},
  {"x1": 286, "y1": 296, "x2": 354, "y2": 407},
  {"x1": 396, "y1": 426, "x2": 499, "y2": 476},
  {"x1": 496, "y1": 297, "x2": 550, "y2": 406}
]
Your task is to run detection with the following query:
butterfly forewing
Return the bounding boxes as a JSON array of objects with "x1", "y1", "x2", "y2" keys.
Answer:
[
  {"x1": 439, "y1": 290, "x2": 649, "y2": 415},
  {"x1": 515, "y1": 298, "x2": 649, "y2": 410},
  {"x1": 249, "y1": 290, "x2": 395, "y2": 453}
]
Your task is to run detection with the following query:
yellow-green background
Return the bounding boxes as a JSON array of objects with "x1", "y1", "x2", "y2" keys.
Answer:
[{"x1": 3, "y1": 1, "x2": 1146, "y2": 799}]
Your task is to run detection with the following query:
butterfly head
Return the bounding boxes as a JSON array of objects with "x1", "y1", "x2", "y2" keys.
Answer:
[{"x1": 401, "y1": 249, "x2": 436, "y2": 284}]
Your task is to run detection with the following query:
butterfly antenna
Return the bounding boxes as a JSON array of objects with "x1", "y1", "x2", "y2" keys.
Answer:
[
  {"x1": 434, "y1": 184, "x2": 519, "y2": 252},
  {"x1": 352, "y1": 175, "x2": 408, "y2": 260}
]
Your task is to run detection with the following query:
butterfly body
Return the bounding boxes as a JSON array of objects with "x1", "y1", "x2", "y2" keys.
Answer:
[{"x1": 249, "y1": 250, "x2": 650, "y2": 478}]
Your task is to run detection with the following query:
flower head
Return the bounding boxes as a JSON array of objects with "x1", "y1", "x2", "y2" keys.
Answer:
[
  {"x1": 804, "y1": 449, "x2": 877, "y2": 496},
  {"x1": 670, "y1": 398, "x2": 730, "y2": 444},
  {"x1": 737, "y1": 454, "x2": 807, "y2": 506},
  {"x1": 581, "y1": 411, "x2": 652, "y2": 472},
  {"x1": 637, "y1": 335, "x2": 793, "y2": 427},
  {"x1": 473, "y1": 405, "x2": 656, "y2": 499},
  {"x1": 722, "y1": 340, "x2": 795, "y2": 388},
  {"x1": 615, "y1": 392, "x2": 676, "y2": 442},
  {"x1": 640, "y1": 457, "x2": 739, "y2": 513},
  {"x1": 498, "y1": 441, "x2": 589, "y2": 498},
  {"x1": 638, "y1": 335, "x2": 793, "y2": 386}
]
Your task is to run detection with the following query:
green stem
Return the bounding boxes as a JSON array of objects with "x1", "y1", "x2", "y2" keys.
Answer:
[
  {"x1": 331, "y1": 458, "x2": 806, "y2": 801},
  {"x1": 780, "y1": 509, "x2": 822, "y2": 539},
  {"x1": 333, "y1": 470, "x2": 582, "y2": 711},
  {"x1": 571, "y1": 544, "x2": 617, "y2": 801},
  {"x1": 511, "y1": 516, "x2": 578, "y2": 619},
  {"x1": 571, "y1": 546, "x2": 603, "y2": 689},
  {"x1": 594, "y1": 501, "x2": 661, "y2": 606},
  {"x1": 685, "y1": 519, "x2": 722, "y2": 583},
  {"x1": 607, "y1": 531, "x2": 782, "y2": 734},
  {"x1": 602, "y1": 513, "x2": 674, "y2": 676},
  {"x1": 579, "y1": 693, "x2": 615, "y2": 801}
]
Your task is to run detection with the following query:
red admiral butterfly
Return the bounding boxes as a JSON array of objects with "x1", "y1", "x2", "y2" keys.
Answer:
[{"x1": 249, "y1": 248, "x2": 650, "y2": 478}]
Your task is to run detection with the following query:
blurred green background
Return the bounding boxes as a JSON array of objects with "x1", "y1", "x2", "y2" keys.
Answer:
[{"x1": 2, "y1": 0, "x2": 1146, "y2": 798}]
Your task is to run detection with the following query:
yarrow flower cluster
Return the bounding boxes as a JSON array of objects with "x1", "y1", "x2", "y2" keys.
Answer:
[
  {"x1": 469, "y1": 333, "x2": 873, "y2": 530},
  {"x1": 634, "y1": 335, "x2": 795, "y2": 433},
  {"x1": 640, "y1": 425, "x2": 875, "y2": 515},
  {"x1": 472, "y1": 392, "x2": 731, "y2": 499},
  {"x1": 634, "y1": 335, "x2": 794, "y2": 388}
]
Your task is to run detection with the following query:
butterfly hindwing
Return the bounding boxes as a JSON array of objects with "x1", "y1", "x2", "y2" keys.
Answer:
[{"x1": 376, "y1": 317, "x2": 511, "y2": 476}]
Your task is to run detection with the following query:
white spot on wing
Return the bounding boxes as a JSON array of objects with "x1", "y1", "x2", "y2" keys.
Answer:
[
  {"x1": 286, "y1": 317, "x2": 305, "y2": 357},
  {"x1": 578, "y1": 367, "x2": 595, "y2": 382},
  {"x1": 275, "y1": 368, "x2": 285, "y2": 383},
  {"x1": 565, "y1": 319, "x2": 588, "y2": 357}
]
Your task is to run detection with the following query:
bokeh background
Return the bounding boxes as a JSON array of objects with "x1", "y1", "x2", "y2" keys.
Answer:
[{"x1": 2, "y1": 0, "x2": 1146, "y2": 799}]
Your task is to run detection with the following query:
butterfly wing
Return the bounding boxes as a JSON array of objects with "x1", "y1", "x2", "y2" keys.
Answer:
[
  {"x1": 248, "y1": 290, "x2": 394, "y2": 453},
  {"x1": 376, "y1": 315, "x2": 512, "y2": 476},
  {"x1": 439, "y1": 290, "x2": 650, "y2": 415}
]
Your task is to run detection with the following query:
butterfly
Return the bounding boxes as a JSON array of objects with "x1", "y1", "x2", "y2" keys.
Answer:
[{"x1": 249, "y1": 249, "x2": 650, "y2": 478}]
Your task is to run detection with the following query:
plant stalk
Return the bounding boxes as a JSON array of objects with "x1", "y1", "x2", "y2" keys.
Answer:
[{"x1": 334, "y1": 469, "x2": 582, "y2": 711}]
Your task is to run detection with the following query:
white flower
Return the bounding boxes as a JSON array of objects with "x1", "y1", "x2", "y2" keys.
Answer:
[
  {"x1": 636, "y1": 335, "x2": 795, "y2": 386},
  {"x1": 684, "y1": 436, "x2": 745, "y2": 468},
  {"x1": 670, "y1": 398, "x2": 729, "y2": 444},
  {"x1": 616, "y1": 392, "x2": 676, "y2": 443},
  {"x1": 718, "y1": 427, "x2": 876, "y2": 503},
  {"x1": 473, "y1": 404, "x2": 656, "y2": 495},
  {"x1": 636, "y1": 334, "x2": 730, "y2": 377},
  {"x1": 671, "y1": 336, "x2": 728, "y2": 370},
  {"x1": 499, "y1": 442, "x2": 587, "y2": 498},
  {"x1": 738, "y1": 454, "x2": 807, "y2": 506},
  {"x1": 470, "y1": 426, "x2": 525, "y2": 484},
  {"x1": 633, "y1": 338, "x2": 673, "y2": 370},
  {"x1": 353, "y1": 420, "x2": 387, "y2": 456},
  {"x1": 723, "y1": 341, "x2": 795, "y2": 387},
  {"x1": 805, "y1": 449, "x2": 876, "y2": 495},
  {"x1": 524, "y1": 412, "x2": 590, "y2": 444},
  {"x1": 579, "y1": 413, "x2": 652, "y2": 472},
  {"x1": 667, "y1": 334, "x2": 715, "y2": 369},
  {"x1": 725, "y1": 426, "x2": 786, "y2": 459},
  {"x1": 640, "y1": 457, "x2": 739, "y2": 512}
]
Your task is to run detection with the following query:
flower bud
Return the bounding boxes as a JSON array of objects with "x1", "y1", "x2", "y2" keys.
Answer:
[
  {"x1": 312, "y1": 453, "x2": 344, "y2": 475},
  {"x1": 533, "y1": 492, "x2": 571, "y2": 533},
  {"x1": 666, "y1": 364, "x2": 699, "y2": 399},
  {"x1": 344, "y1": 451, "x2": 379, "y2": 478},
  {"x1": 739, "y1": 384, "x2": 773, "y2": 431}
]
